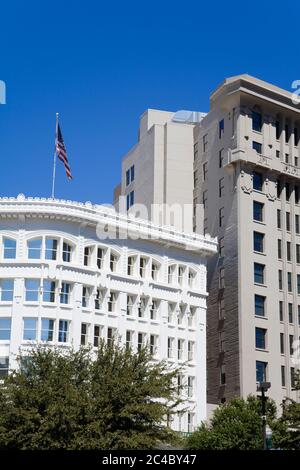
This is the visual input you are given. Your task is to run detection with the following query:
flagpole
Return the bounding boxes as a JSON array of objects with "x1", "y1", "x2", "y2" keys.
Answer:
[{"x1": 51, "y1": 113, "x2": 59, "y2": 199}]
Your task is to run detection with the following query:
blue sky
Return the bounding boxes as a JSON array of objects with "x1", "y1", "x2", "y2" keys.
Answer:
[{"x1": 0, "y1": 0, "x2": 298, "y2": 204}]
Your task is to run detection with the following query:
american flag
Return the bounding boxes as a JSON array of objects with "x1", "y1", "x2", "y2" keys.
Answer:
[{"x1": 56, "y1": 123, "x2": 72, "y2": 180}]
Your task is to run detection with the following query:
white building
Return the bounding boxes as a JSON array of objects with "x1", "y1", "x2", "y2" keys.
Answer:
[{"x1": 0, "y1": 194, "x2": 217, "y2": 432}]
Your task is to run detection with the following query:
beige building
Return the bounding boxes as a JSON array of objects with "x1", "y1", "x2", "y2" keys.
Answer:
[{"x1": 115, "y1": 75, "x2": 300, "y2": 409}]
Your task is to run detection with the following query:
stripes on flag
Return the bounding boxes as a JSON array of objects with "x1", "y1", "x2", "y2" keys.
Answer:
[{"x1": 56, "y1": 123, "x2": 72, "y2": 180}]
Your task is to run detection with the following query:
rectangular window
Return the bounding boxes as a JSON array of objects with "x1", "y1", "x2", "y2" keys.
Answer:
[
  {"x1": 125, "y1": 330, "x2": 133, "y2": 350},
  {"x1": 219, "y1": 119, "x2": 224, "y2": 139},
  {"x1": 3, "y1": 238, "x2": 16, "y2": 259},
  {"x1": 256, "y1": 361, "x2": 267, "y2": 383},
  {"x1": 151, "y1": 262, "x2": 158, "y2": 281},
  {"x1": 97, "y1": 248, "x2": 104, "y2": 269},
  {"x1": 295, "y1": 186, "x2": 300, "y2": 204},
  {"x1": 0, "y1": 357, "x2": 9, "y2": 377},
  {"x1": 127, "y1": 256, "x2": 135, "y2": 276},
  {"x1": 279, "y1": 270, "x2": 283, "y2": 290},
  {"x1": 188, "y1": 340, "x2": 194, "y2": 361},
  {"x1": 137, "y1": 332, "x2": 145, "y2": 352},
  {"x1": 126, "y1": 165, "x2": 135, "y2": 186},
  {"x1": 202, "y1": 190, "x2": 207, "y2": 209},
  {"x1": 253, "y1": 201, "x2": 264, "y2": 222},
  {"x1": 219, "y1": 178, "x2": 224, "y2": 197},
  {"x1": 252, "y1": 141, "x2": 262, "y2": 154},
  {"x1": 126, "y1": 191, "x2": 135, "y2": 210},
  {"x1": 0, "y1": 318, "x2": 11, "y2": 340},
  {"x1": 126, "y1": 169, "x2": 130, "y2": 186},
  {"x1": 168, "y1": 303, "x2": 175, "y2": 323},
  {"x1": 277, "y1": 180, "x2": 282, "y2": 199},
  {"x1": 62, "y1": 242, "x2": 72, "y2": 263},
  {"x1": 178, "y1": 266, "x2": 185, "y2": 286},
  {"x1": 288, "y1": 272, "x2": 292, "y2": 292},
  {"x1": 168, "y1": 337, "x2": 174, "y2": 358},
  {"x1": 285, "y1": 124, "x2": 290, "y2": 143},
  {"x1": 28, "y1": 238, "x2": 42, "y2": 259},
  {"x1": 298, "y1": 275, "x2": 300, "y2": 295},
  {"x1": 193, "y1": 170, "x2": 198, "y2": 187},
  {"x1": 298, "y1": 306, "x2": 300, "y2": 325},
  {"x1": 193, "y1": 142, "x2": 198, "y2": 161},
  {"x1": 219, "y1": 149, "x2": 224, "y2": 168},
  {"x1": 58, "y1": 320, "x2": 69, "y2": 343},
  {"x1": 84, "y1": 246, "x2": 91, "y2": 266},
  {"x1": 287, "y1": 241, "x2": 291, "y2": 261},
  {"x1": 94, "y1": 325, "x2": 102, "y2": 348},
  {"x1": 107, "y1": 327, "x2": 116, "y2": 345},
  {"x1": 0, "y1": 279, "x2": 14, "y2": 301},
  {"x1": 254, "y1": 263, "x2": 265, "y2": 284},
  {"x1": 203, "y1": 134, "x2": 208, "y2": 152},
  {"x1": 126, "y1": 295, "x2": 134, "y2": 316},
  {"x1": 255, "y1": 294, "x2": 265, "y2": 317},
  {"x1": 278, "y1": 239, "x2": 282, "y2": 259},
  {"x1": 295, "y1": 128, "x2": 299, "y2": 146},
  {"x1": 60, "y1": 282, "x2": 71, "y2": 304},
  {"x1": 45, "y1": 238, "x2": 58, "y2": 261},
  {"x1": 82, "y1": 286, "x2": 91, "y2": 308},
  {"x1": 288, "y1": 303, "x2": 293, "y2": 323},
  {"x1": 255, "y1": 327, "x2": 266, "y2": 349},
  {"x1": 203, "y1": 162, "x2": 208, "y2": 180},
  {"x1": 281, "y1": 366, "x2": 286, "y2": 387},
  {"x1": 149, "y1": 334, "x2": 157, "y2": 355},
  {"x1": 289, "y1": 335, "x2": 294, "y2": 356},
  {"x1": 252, "y1": 111, "x2": 262, "y2": 132},
  {"x1": 285, "y1": 153, "x2": 290, "y2": 164},
  {"x1": 276, "y1": 150, "x2": 280, "y2": 159},
  {"x1": 139, "y1": 257, "x2": 147, "y2": 277},
  {"x1": 286, "y1": 183, "x2": 291, "y2": 201},
  {"x1": 43, "y1": 280, "x2": 56, "y2": 303},
  {"x1": 178, "y1": 339, "x2": 184, "y2": 360},
  {"x1": 291, "y1": 368, "x2": 296, "y2": 388},
  {"x1": 108, "y1": 291, "x2": 117, "y2": 312},
  {"x1": 277, "y1": 209, "x2": 281, "y2": 229},
  {"x1": 130, "y1": 165, "x2": 135, "y2": 183},
  {"x1": 296, "y1": 215, "x2": 300, "y2": 234},
  {"x1": 296, "y1": 245, "x2": 300, "y2": 264},
  {"x1": 81, "y1": 323, "x2": 89, "y2": 346},
  {"x1": 280, "y1": 333, "x2": 285, "y2": 354},
  {"x1": 110, "y1": 253, "x2": 118, "y2": 272},
  {"x1": 279, "y1": 301, "x2": 283, "y2": 322},
  {"x1": 219, "y1": 207, "x2": 224, "y2": 227},
  {"x1": 23, "y1": 317, "x2": 37, "y2": 341},
  {"x1": 41, "y1": 318, "x2": 54, "y2": 342},
  {"x1": 25, "y1": 279, "x2": 40, "y2": 302},
  {"x1": 276, "y1": 120, "x2": 280, "y2": 140},
  {"x1": 187, "y1": 413, "x2": 195, "y2": 433},
  {"x1": 253, "y1": 231, "x2": 264, "y2": 252},
  {"x1": 150, "y1": 299, "x2": 159, "y2": 320},
  {"x1": 220, "y1": 364, "x2": 226, "y2": 385},
  {"x1": 95, "y1": 289, "x2": 103, "y2": 310},
  {"x1": 253, "y1": 172, "x2": 263, "y2": 191}
]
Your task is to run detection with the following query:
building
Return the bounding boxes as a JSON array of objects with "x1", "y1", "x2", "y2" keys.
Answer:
[
  {"x1": 114, "y1": 75, "x2": 300, "y2": 409},
  {"x1": 0, "y1": 194, "x2": 217, "y2": 432}
]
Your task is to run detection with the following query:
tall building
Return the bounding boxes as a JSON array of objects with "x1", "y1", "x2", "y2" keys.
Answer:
[
  {"x1": 115, "y1": 75, "x2": 300, "y2": 409},
  {"x1": 0, "y1": 194, "x2": 217, "y2": 432}
]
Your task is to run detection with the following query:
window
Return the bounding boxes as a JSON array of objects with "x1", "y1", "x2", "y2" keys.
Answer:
[
  {"x1": 84, "y1": 246, "x2": 91, "y2": 266},
  {"x1": 276, "y1": 150, "x2": 280, "y2": 159},
  {"x1": 256, "y1": 361, "x2": 267, "y2": 383},
  {"x1": 137, "y1": 332, "x2": 145, "y2": 352},
  {"x1": 25, "y1": 279, "x2": 39, "y2": 302},
  {"x1": 220, "y1": 364, "x2": 226, "y2": 385},
  {"x1": 82, "y1": 286, "x2": 91, "y2": 308},
  {"x1": 97, "y1": 248, "x2": 104, "y2": 269},
  {"x1": 168, "y1": 265, "x2": 175, "y2": 284},
  {"x1": 193, "y1": 142, "x2": 198, "y2": 161},
  {"x1": 58, "y1": 320, "x2": 69, "y2": 343},
  {"x1": 3, "y1": 238, "x2": 16, "y2": 259},
  {"x1": 219, "y1": 119, "x2": 224, "y2": 139},
  {"x1": 151, "y1": 262, "x2": 158, "y2": 281},
  {"x1": 178, "y1": 339, "x2": 184, "y2": 360},
  {"x1": 126, "y1": 165, "x2": 135, "y2": 186},
  {"x1": 138, "y1": 296, "x2": 146, "y2": 318},
  {"x1": 252, "y1": 111, "x2": 262, "y2": 132},
  {"x1": 288, "y1": 303, "x2": 293, "y2": 323},
  {"x1": 110, "y1": 252, "x2": 118, "y2": 272},
  {"x1": 276, "y1": 120, "x2": 280, "y2": 140},
  {"x1": 298, "y1": 306, "x2": 300, "y2": 325},
  {"x1": 202, "y1": 190, "x2": 207, "y2": 209},
  {"x1": 278, "y1": 270, "x2": 283, "y2": 290},
  {"x1": 127, "y1": 295, "x2": 134, "y2": 316},
  {"x1": 130, "y1": 165, "x2": 135, "y2": 183},
  {"x1": 279, "y1": 301, "x2": 283, "y2": 322},
  {"x1": 43, "y1": 280, "x2": 56, "y2": 303},
  {"x1": 139, "y1": 257, "x2": 147, "y2": 277},
  {"x1": 0, "y1": 318, "x2": 11, "y2": 340},
  {"x1": 125, "y1": 330, "x2": 133, "y2": 350},
  {"x1": 107, "y1": 327, "x2": 115, "y2": 345},
  {"x1": 168, "y1": 303, "x2": 175, "y2": 323},
  {"x1": 285, "y1": 154, "x2": 290, "y2": 164},
  {"x1": 188, "y1": 307, "x2": 196, "y2": 327},
  {"x1": 253, "y1": 172, "x2": 263, "y2": 191},
  {"x1": 288, "y1": 272, "x2": 292, "y2": 292},
  {"x1": 255, "y1": 294, "x2": 265, "y2": 317},
  {"x1": 188, "y1": 270, "x2": 196, "y2": 288},
  {"x1": 193, "y1": 170, "x2": 198, "y2": 187},
  {"x1": 0, "y1": 279, "x2": 14, "y2": 301},
  {"x1": 188, "y1": 340, "x2": 194, "y2": 361},
  {"x1": 149, "y1": 334, "x2": 157, "y2": 355},
  {"x1": 219, "y1": 207, "x2": 224, "y2": 227},
  {"x1": 281, "y1": 366, "x2": 286, "y2": 387},
  {"x1": 0, "y1": 357, "x2": 9, "y2": 377},
  {"x1": 81, "y1": 323, "x2": 89, "y2": 346},
  {"x1": 126, "y1": 191, "x2": 134, "y2": 210},
  {"x1": 255, "y1": 327, "x2": 266, "y2": 349},
  {"x1": 298, "y1": 275, "x2": 300, "y2": 295},
  {"x1": 45, "y1": 238, "x2": 57, "y2": 260},
  {"x1": 41, "y1": 319, "x2": 54, "y2": 341},
  {"x1": 95, "y1": 289, "x2": 103, "y2": 310},
  {"x1": 277, "y1": 180, "x2": 282, "y2": 199},
  {"x1": 286, "y1": 183, "x2": 291, "y2": 201},
  {"x1": 28, "y1": 238, "x2": 42, "y2": 259},
  {"x1": 203, "y1": 162, "x2": 208, "y2": 181},
  {"x1": 296, "y1": 215, "x2": 300, "y2": 234},
  {"x1": 62, "y1": 242, "x2": 72, "y2": 262},
  {"x1": 23, "y1": 318, "x2": 37, "y2": 341},
  {"x1": 219, "y1": 268, "x2": 225, "y2": 289},
  {"x1": 253, "y1": 231, "x2": 264, "y2": 252},
  {"x1": 178, "y1": 305, "x2": 185, "y2": 326},
  {"x1": 285, "y1": 124, "x2": 290, "y2": 143},
  {"x1": 289, "y1": 335, "x2": 294, "y2": 356},
  {"x1": 168, "y1": 337, "x2": 174, "y2": 358},
  {"x1": 126, "y1": 169, "x2": 130, "y2": 186},
  {"x1": 280, "y1": 333, "x2": 285, "y2": 355},
  {"x1": 254, "y1": 263, "x2": 265, "y2": 284},
  {"x1": 286, "y1": 212, "x2": 291, "y2": 231},
  {"x1": 278, "y1": 239, "x2": 282, "y2": 259},
  {"x1": 277, "y1": 209, "x2": 281, "y2": 229},
  {"x1": 219, "y1": 149, "x2": 224, "y2": 168},
  {"x1": 219, "y1": 178, "x2": 225, "y2": 197},
  {"x1": 150, "y1": 299, "x2": 159, "y2": 320},
  {"x1": 60, "y1": 282, "x2": 71, "y2": 304},
  {"x1": 203, "y1": 134, "x2": 208, "y2": 152},
  {"x1": 187, "y1": 376, "x2": 194, "y2": 398},
  {"x1": 295, "y1": 186, "x2": 300, "y2": 204},
  {"x1": 108, "y1": 291, "x2": 117, "y2": 312},
  {"x1": 178, "y1": 266, "x2": 185, "y2": 286},
  {"x1": 295, "y1": 128, "x2": 299, "y2": 146},
  {"x1": 291, "y1": 368, "x2": 296, "y2": 388},
  {"x1": 127, "y1": 256, "x2": 135, "y2": 276},
  {"x1": 253, "y1": 201, "x2": 264, "y2": 222},
  {"x1": 252, "y1": 141, "x2": 262, "y2": 154},
  {"x1": 94, "y1": 325, "x2": 102, "y2": 347},
  {"x1": 287, "y1": 241, "x2": 291, "y2": 261}
]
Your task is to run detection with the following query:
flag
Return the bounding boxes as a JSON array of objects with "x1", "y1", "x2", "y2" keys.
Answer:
[{"x1": 56, "y1": 122, "x2": 72, "y2": 180}]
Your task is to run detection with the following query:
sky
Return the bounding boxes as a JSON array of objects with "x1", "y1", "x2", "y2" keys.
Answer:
[{"x1": 0, "y1": 0, "x2": 299, "y2": 205}]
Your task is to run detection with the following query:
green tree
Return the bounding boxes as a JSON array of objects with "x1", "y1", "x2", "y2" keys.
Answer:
[
  {"x1": 0, "y1": 341, "x2": 182, "y2": 450},
  {"x1": 185, "y1": 395, "x2": 277, "y2": 450}
]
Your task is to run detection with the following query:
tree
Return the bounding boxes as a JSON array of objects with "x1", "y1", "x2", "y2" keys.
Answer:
[
  {"x1": 0, "y1": 341, "x2": 182, "y2": 450},
  {"x1": 185, "y1": 395, "x2": 277, "y2": 450}
]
